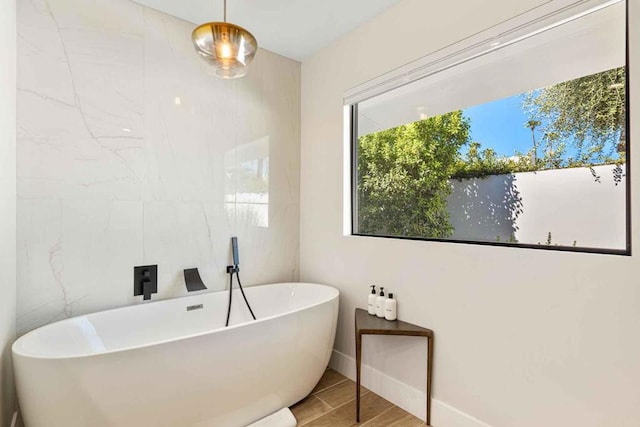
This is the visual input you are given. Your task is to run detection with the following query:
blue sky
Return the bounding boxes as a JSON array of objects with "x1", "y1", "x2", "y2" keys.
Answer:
[
  {"x1": 462, "y1": 94, "x2": 540, "y2": 158},
  {"x1": 461, "y1": 94, "x2": 622, "y2": 162}
]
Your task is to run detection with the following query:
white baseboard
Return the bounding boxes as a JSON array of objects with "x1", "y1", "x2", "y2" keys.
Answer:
[{"x1": 329, "y1": 350, "x2": 492, "y2": 427}]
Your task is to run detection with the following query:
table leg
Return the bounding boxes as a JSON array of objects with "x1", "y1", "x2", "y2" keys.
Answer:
[
  {"x1": 356, "y1": 332, "x2": 362, "y2": 422},
  {"x1": 426, "y1": 335, "x2": 433, "y2": 426}
]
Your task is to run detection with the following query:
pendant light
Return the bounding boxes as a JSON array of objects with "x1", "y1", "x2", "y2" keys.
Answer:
[{"x1": 192, "y1": 0, "x2": 258, "y2": 79}]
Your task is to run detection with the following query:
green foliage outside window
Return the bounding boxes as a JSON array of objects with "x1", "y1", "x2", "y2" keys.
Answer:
[
  {"x1": 357, "y1": 111, "x2": 470, "y2": 238},
  {"x1": 355, "y1": 67, "x2": 626, "y2": 240},
  {"x1": 523, "y1": 67, "x2": 626, "y2": 166},
  {"x1": 450, "y1": 142, "x2": 536, "y2": 180}
]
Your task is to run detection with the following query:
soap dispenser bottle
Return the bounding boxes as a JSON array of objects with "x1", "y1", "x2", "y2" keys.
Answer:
[
  {"x1": 375, "y1": 287, "x2": 385, "y2": 318},
  {"x1": 385, "y1": 293, "x2": 397, "y2": 321},
  {"x1": 368, "y1": 285, "x2": 377, "y2": 315}
]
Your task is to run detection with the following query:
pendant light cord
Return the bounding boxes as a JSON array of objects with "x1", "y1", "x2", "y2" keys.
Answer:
[{"x1": 223, "y1": 0, "x2": 227, "y2": 22}]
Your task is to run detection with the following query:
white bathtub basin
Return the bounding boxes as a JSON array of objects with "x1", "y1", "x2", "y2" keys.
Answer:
[{"x1": 13, "y1": 282, "x2": 339, "y2": 427}]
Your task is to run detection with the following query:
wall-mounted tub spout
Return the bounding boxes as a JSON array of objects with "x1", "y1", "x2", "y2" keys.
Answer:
[{"x1": 184, "y1": 268, "x2": 207, "y2": 292}]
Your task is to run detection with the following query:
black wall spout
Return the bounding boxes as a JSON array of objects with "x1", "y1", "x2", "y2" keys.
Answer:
[{"x1": 184, "y1": 268, "x2": 208, "y2": 292}]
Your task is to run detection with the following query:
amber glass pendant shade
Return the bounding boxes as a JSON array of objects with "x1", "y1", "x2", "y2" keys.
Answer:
[{"x1": 192, "y1": 18, "x2": 258, "y2": 79}]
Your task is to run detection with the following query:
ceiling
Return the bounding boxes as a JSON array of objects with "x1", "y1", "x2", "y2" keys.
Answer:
[{"x1": 131, "y1": 0, "x2": 402, "y2": 61}]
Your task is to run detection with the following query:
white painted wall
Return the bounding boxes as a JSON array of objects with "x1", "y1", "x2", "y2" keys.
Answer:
[
  {"x1": 17, "y1": 0, "x2": 300, "y2": 334},
  {"x1": 300, "y1": 0, "x2": 640, "y2": 426},
  {"x1": 448, "y1": 165, "x2": 627, "y2": 250},
  {"x1": 0, "y1": 0, "x2": 17, "y2": 424},
  {"x1": 357, "y1": 1, "x2": 625, "y2": 136}
]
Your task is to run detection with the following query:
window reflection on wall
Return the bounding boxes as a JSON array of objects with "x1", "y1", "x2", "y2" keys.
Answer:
[{"x1": 225, "y1": 137, "x2": 270, "y2": 228}]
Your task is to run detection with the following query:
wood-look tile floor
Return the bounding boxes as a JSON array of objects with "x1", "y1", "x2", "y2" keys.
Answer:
[{"x1": 290, "y1": 369, "x2": 424, "y2": 426}]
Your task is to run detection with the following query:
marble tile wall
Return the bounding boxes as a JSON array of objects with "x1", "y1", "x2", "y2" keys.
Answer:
[{"x1": 17, "y1": 0, "x2": 300, "y2": 334}]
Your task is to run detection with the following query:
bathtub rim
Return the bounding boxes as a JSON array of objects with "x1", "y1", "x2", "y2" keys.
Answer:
[{"x1": 12, "y1": 282, "x2": 339, "y2": 361}]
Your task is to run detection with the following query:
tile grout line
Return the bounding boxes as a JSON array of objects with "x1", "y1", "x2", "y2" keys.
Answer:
[
  {"x1": 312, "y1": 394, "x2": 332, "y2": 408},
  {"x1": 310, "y1": 377, "x2": 348, "y2": 396},
  {"x1": 359, "y1": 405, "x2": 396, "y2": 427},
  {"x1": 296, "y1": 371, "x2": 422, "y2": 426},
  {"x1": 321, "y1": 386, "x2": 371, "y2": 409},
  {"x1": 311, "y1": 377, "x2": 353, "y2": 408},
  {"x1": 296, "y1": 396, "x2": 333, "y2": 427},
  {"x1": 301, "y1": 388, "x2": 372, "y2": 425}
]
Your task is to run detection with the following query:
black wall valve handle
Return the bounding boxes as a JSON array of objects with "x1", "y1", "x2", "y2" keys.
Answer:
[{"x1": 134, "y1": 265, "x2": 158, "y2": 300}]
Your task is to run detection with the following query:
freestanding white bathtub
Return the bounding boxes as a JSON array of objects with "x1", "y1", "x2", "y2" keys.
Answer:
[{"x1": 13, "y1": 282, "x2": 339, "y2": 427}]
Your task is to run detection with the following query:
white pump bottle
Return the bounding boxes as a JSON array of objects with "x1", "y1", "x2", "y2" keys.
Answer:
[
  {"x1": 385, "y1": 293, "x2": 397, "y2": 321},
  {"x1": 367, "y1": 285, "x2": 377, "y2": 315},
  {"x1": 375, "y1": 287, "x2": 385, "y2": 318}
]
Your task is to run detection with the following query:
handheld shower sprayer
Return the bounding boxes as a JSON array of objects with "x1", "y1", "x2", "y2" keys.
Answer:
[{"x1": 231, "y1": 236, "x2": 239, "y2": 269}]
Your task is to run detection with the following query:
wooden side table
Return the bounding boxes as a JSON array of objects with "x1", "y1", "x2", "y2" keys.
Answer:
[{"x1": 355, "y1": 308, "x2": 434, "y2": 425}]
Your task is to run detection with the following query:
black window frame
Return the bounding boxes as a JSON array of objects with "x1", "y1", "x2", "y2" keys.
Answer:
[{"x1": 350, "y1": 0, "x2": 631, "y2": 256}]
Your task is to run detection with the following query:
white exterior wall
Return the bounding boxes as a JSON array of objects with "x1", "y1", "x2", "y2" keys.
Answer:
[
  {"x1": 300, "y1": 0, "x2": 640, "y2": 426},
  {"x1": 448, "y1": 164, "x2": 627, "y2": 250}
]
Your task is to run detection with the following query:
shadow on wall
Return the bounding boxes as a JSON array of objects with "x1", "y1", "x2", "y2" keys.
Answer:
[{"x1": 447, "y1": 174, "x2": 523, "y2": 243}]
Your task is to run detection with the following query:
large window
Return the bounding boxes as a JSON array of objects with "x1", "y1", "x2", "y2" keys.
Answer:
[{"x1": 350, "y1": 0, "x2": 629, "y2": 254}]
